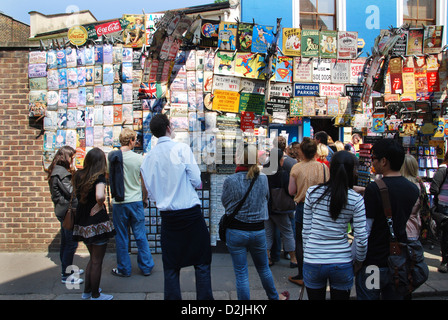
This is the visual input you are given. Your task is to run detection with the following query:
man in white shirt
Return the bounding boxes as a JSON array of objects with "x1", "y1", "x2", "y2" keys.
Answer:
[{"x1": 141, "y1": 113, "x2": 213, "y2": 300}]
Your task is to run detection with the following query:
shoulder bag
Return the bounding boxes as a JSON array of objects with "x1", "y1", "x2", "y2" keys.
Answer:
[
  {"x1": 375, "y1": 179, "x2": 429, "y2": 295},
  {"x1": 270, "y1": 169, "x2": 295, "y2": 212},
  {"x1": 219, "y1": 174, "x2": 259, "y2": 243},
  {"x1": 62, "y1": 192, "x2": 76, "y2": 231}
]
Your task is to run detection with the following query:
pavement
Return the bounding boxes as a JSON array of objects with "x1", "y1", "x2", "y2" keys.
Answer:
[{"x1": 0, "y1": 242, "x2": 447, "y2": 301}]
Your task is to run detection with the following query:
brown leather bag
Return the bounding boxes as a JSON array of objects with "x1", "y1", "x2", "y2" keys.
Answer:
[{"x1": 62, "y1": 193, "x2": 76, "y2": 231}]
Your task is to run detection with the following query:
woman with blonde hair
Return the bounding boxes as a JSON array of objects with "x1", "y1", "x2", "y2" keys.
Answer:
[
  {"x1": 221, "y1": 143, "x2": 289, "y2": 300},
  {"x1": 316, "y1": 143, "x2": 330, "y2": 167}
]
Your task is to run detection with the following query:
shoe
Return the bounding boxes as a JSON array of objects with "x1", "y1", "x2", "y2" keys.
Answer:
[
  {"x1": 288, "y1": 275, "x2": 304, "y2": 286},
  {"x1": 90, "y1": 293, "x2": 113, "y2": 300},
  {"x1": 111, "y1": 268, "x2": 130, "y2": 277},
  {"x1": 61, "y1": 276, "x2": 84, "y2": 285},
  {"x1": 81, "y1": 288, "x2": 102, "y2": 300},
  {"x1": 438, "y1": 263, "x2": 448, "y2": 273},
  {"x1": 290, "y1": 262, "x2": 298, "y2": 268},
  {"x1": 142, "y1": 271, "x2": 151, "y2": 276},
  {"x1": 279, "y1": 291, "x2": 290, "y2": 300}
]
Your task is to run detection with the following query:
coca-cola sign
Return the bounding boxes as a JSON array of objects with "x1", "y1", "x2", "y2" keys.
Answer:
[{"x1": 95, "y1": 20, "x2": 122, "y2": 37}]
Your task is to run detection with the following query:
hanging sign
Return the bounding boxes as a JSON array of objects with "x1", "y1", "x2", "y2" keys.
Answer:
[{"x1": 68, "y1": 26, "x2": 88, "y2": 46}]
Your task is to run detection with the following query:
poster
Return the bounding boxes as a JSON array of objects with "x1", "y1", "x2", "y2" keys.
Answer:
[
  {"x1": 301, "y1": 30, "x2": 320, "y2": 58},
  {"x1": 145, "y1": 13, "x2": 164, "y2": 46},
  {"x1": 349, "y1": 58, "x2": 366, "y2": 85},
  {"x1": 282, "y1": 28, "x2": 301, "y2": 57},
  {"x1": 238, "y1": 92, "x2": 265, "y2": 115},
  {"x1": 312, "y1": 58, "x2": 331, "y2": 83},
  {"x1": 234, "y1": 52, "x2": 266, "y2": 79},
  {"x1": 331, "y1": 59, "x2": 350, "y2": 83},
  {"x1": 214, "y1": 51, "x2": 236, "y2": 76},
  {"x1": 320, "y1": 30, "x2": 338, "y2": 59},
  {"x1": 320, "y1": 83, "x2": 345, "y2": 97},
  {"x1": 293, "y1": 57, "x2": 313, "y2": 82},
  {"x1": 423, "y1": 25, "x2": 444, "y2": 54},
  {"x1": 212, "y1": 89, "x2": 240, "y2": 113},
  {"x1": 290, "y1": 97, "x2": 302, "y2": 116},
  {"x1": 236, "y1": 23, "x2": 254, "y2": 52},
  {"x1": 122, "y1": 15, "x2": 145, "y2": 48},
  {"x1": 251, "y1": 25, "x2": 274, "y2": 54},
  {"x1": 200, "y1": 19, "x2": 219, "y2": 47},
  {"x1": 273, "y1": 56, "x2": 293, "y2": 83},
  {"x1": 218, "y1": 21, "x2": 238, "y2": 51},
  {"x1": 337, "y1": 31, "x2": 358, "y2": 59},
  {"x1": 294, "y1": 83, "x2": 319, "y2": 97},
  {"x1": 407, "y1": 28, "x2": 424, "y2": 56}
]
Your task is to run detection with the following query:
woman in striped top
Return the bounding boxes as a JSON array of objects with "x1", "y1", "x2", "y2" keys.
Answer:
[{"x1": 302, "y1": 151, "x2": 368, "y2": 300}]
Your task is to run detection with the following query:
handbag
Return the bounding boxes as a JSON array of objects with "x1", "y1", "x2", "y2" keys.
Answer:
[
  {"x1": 62, "y1": 192, "x2": 76, "y2": 231},
  {"x1": 270, "y1": 169, "x2": 295, "y2": 212},
  {"x1": 219, "y1": 174, "x2": 259, "y2": 243},
  {"x1": 375, "y1": 179, "x2": 429, "y2": 295}
]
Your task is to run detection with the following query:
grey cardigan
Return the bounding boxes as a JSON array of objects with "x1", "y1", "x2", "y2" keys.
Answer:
[{"x1": 221, "y1": 171, "x2": 269, "y2": 223}]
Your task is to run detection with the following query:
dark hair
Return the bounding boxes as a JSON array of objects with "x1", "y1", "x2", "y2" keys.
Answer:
[
  {"x1": 314, "y1": 131, "x2": 328, "y2": 145},
  {"x1": 72, "y1": 147, "x2": 107, "y2": 204},
  {"x1": 371, "y1": 138, "x2": 405, "y2": 171},
  {"x1": 312, "y1": 151, "x2": 358, "y2": 220},
  {"x1": 150, "y1": 113, "x2": 170, "y2": 138},
  {"x1": 300, "y1": 137, "x2": 317, "y2": 160},
  {"x1": 46, "y1": 146, "x2": 76, "y2": 180}
]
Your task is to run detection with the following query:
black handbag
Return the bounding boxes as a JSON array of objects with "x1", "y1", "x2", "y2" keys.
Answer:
[{"x1": 219, "y1": 174, "x2": 258, "y2": 243}]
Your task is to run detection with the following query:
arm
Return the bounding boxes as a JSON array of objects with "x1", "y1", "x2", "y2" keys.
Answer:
[
  {"x1": 430, "y1": 166, "x2": 446, "y2": 196},
  {"x1": 302, "y1": 189, "x2": 313, "y2": 248},
  {"x1": 91, "y1": 182, "x2": 106, "y2": 216},
  {"x1": 288, "y1": 172, "x2": 297, "y2": 196},
  {"x1": 183, "y1": 144, "x2": 202, "y2": 189}
]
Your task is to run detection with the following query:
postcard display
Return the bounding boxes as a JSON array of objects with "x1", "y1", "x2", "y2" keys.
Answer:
[{"x1": 358, "y1": 25, "x2": 447, "y2": 196}]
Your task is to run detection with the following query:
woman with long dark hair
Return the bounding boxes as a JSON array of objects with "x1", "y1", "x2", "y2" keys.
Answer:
[
  {"x1": 302, "y1": 151, "x2": 368, "y2": 300},
  {"x1": 47, "y1": 146, "x2": 83, "y2": 285},
  {"x1": 72, "y1": 147, "x2": 115, "y2": 300}
]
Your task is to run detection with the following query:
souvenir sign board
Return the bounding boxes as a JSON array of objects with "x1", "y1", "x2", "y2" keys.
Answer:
[
  {"x1": 282, "y1": 28, "x2": 301, "y2": 56},
  {"x1": 301, "y1": 30, "x2": 320, "y2": 58}
]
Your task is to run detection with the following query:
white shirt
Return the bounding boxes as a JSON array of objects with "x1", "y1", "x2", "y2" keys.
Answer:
[{"x1": 140, "y1": 136, "x2": 202, "y2": 211}]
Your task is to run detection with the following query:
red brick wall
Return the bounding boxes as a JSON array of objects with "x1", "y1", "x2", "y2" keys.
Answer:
[{"x1": 0, "y1": 49, "x2": 66, "y2": 251}]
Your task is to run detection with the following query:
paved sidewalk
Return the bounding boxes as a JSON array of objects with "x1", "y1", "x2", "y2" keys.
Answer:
[{"x1": 0, "y1": 243, "x2": 447, "y2": 300}]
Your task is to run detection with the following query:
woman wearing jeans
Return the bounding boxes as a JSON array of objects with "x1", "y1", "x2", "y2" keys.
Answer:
[
  {"x1": 221, "y1": 143, "x2": 288, "y2": 300},
  {"x1": 302, "y1": 151, "x2": 368, "y2": 300}
]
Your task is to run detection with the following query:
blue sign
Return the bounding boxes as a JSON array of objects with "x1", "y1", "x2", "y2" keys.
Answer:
[
  {"x1": 294, "y1": 83, "x2": 319, "y2": 96},
  {"x1": 346, "y1": 0, "x2": 397, "y2": 56}
]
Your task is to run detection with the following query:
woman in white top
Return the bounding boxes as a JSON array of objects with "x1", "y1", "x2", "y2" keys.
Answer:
[{"x1": 302, "y1": 151, "x2": 368, "y2": 300}]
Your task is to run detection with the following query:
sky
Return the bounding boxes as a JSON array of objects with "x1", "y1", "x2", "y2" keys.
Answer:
[{"x1": 1, "y1": 0, "x2": 215, "y2": 25}]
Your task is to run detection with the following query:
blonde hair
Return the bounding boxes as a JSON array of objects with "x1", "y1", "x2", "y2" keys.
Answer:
[
  {"x1": 236, "y1": 143, "x2": 260, "y2": 179},
  {"x1": 316, "y1": 143, "x2": 329, "y2": 161},
  {"x1": 119, "y1": 128, "x2": 136, "y2": 146},
  {"x1": 400, "y1": 154, "x2": 418, "y2": 184},
  {"x1": 334, "y1": 141, "x2": 344, "y2": 151}
]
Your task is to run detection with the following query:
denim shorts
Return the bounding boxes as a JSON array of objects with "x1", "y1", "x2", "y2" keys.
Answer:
[{"x1": 303, "y1": 262, "x2": 354, "y2": 290}]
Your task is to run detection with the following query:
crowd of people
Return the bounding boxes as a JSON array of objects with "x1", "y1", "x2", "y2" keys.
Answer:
[{"x1": 46, "y1": 120, "x2": 447, "y2": 300}]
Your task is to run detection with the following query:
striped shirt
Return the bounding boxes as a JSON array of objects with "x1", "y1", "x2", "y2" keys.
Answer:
[{"x1": 303, "y1": 185, "x2": 368, "y2": 264}]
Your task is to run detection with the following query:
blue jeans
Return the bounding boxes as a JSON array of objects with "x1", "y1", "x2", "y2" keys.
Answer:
[
  {"x1": 355, "y1": 266, "x2": 404, "y2": 300},
  {"x1": 58, "y1": 218, "x2": 79, "y2": 277},
  {"x1": 113, "y1": 202, "x2": 154, "y2": 276},
  {"x1": 226, "y1": 228, "x2": 279, "y2": 300},
  {"x1": 164, "y1": 264, "x2": 213, "y2": 300},
  {"x1": 303, "y1": 262, "x2": 354, "y2": 290}
]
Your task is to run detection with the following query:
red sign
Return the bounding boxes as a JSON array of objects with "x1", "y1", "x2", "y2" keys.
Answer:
[
  {"x1": 95, "y1": 21, "x2": 122, "y2": 37},
  {"x1": 240, "y1": 111, "x2": 255, "y2": 132}
]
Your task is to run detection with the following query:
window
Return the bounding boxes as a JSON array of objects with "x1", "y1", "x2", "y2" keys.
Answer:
[
  {"x1": 300, "y1": 0, "x2": 337, "y2": 30},
  {"x1": 403, "y1": 0, "x2": 436, "y2": 27}
]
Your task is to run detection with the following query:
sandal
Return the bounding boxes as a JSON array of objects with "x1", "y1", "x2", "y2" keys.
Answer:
[{"x1": 111, "y1": 268, "x2": 130, "y2": 277}]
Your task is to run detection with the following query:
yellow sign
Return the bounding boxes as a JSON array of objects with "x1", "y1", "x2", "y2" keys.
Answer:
[
  {"x1": 68, "y1": 26, "x2": 88, "y2": 46},
  {"x1": 212, "y1": 90, "x2": 240, "y2": 113}
]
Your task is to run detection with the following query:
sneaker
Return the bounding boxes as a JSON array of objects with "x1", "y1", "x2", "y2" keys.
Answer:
[
  {"x1": 438, "y1": 263, "x2": 448, "y2": 273},
  {"x1": 61, "y1": 276, "x2": 84, "y2": 285},
  {"x1": 81, "y1": 288, "x2": 102, "y2": 300},
  {"x1": 91, "y1": 293, "x2": 113, "y2": 300},
  {"x1": 111, "y1": 267, "x2": 130, "y2": 277}
]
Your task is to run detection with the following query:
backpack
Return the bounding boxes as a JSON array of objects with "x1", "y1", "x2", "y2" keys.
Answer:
[{"x1": 375, "y1": 179, "x2": 429, "y2": 295}]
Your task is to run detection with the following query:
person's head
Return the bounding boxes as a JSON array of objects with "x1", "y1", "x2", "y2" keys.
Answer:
[
  {"x1": 314, "y1": 151, "x2": 359, "y2": 221},
  {"x1": 351, "y1": 133, "x2": 361, "y2": 145},
  {"x1": 150, "y1": 113, "x2": 172, "y2": 138},
  {"x1": 300, "y1": 137, "x2": 317, "y2": 160},
  {"x1": 314, "y1": 131, "x2": 329, "y2": 145},
  {"x1": 73, "y1": 147, "x2": 107, "y2": 204},
  {"x1": 272, "y1": 136, "x2": 287, "y2": 152},
  {"x1": 316, "y1": 143, "x2": 329, "y2": 161},
  {"x1": 334, "y1": 140, "x2": 344, "y2": 151},
  {"x1": 400, "y1": 154, "x2": 419, "y2": 183},
  {"x1": 235, "y1": 143, "x2": 260, "y2": 179},
  {"x1": 371, "y1": 139, "x2": 405, "y2": 173},
  {"x1": 46, "y1": 146, "x2": 76, "y2": 180},
  {"x1": 119, "y1": 128, "x2": 137, "y2": 148}
]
